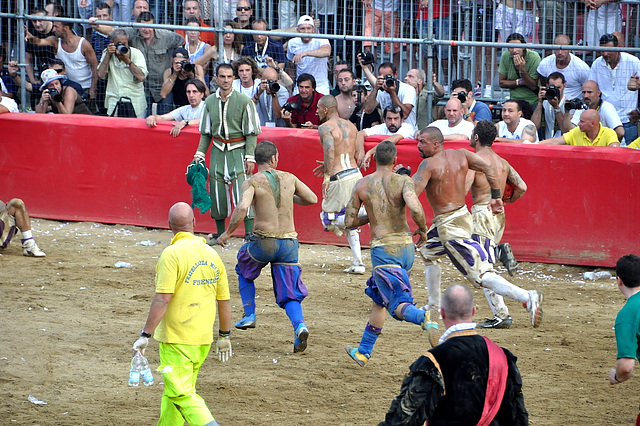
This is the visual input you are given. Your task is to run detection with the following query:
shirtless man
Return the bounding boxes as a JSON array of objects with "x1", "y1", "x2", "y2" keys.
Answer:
[
  {"x1": 413, "y1": 127, "x2": 542, "y2": 332},
  {"x1": 217, "y1": 141, "x2": 318, "y2": 353},
  {"x1": 334, "y1": 68, "x2": 357, "y2": 120},
  {"x1": 0, "y1": 199, "x2": 46, "y2": 257},
  {"x1": 317, "y1": 95, "x2": 366, "y2": 274},
  {"x1": 343, "y1": 140, "x2": 432, "y2": 366},
  {"x1": 468, "y1": 120, "x2": 528, "y2": 329}
]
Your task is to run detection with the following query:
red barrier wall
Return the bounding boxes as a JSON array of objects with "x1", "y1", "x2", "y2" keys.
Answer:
[{"x1": 2, "y1": 113, "x2": 639, "y2": 267}]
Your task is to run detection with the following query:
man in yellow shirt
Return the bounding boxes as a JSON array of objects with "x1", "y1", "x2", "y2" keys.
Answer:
[
  {"x1": 133, "y1": 202, "x2": 232, "y2": 426},
  {"x1": 540, "y1": 109, "x2": 620, "y2": 146}
]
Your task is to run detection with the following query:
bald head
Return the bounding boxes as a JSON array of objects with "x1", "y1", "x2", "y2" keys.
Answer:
[
  {"x1": 168, "y1": 202, "x2": 195, "y2": 234},
  {"x1": 261, "y1": 66, "x2": 278, "y2": 81},
  {"x1": 581, "y1": 109, "x2": 600, "y2": 124},
  {"x1": 577, "y1": 109, "x2": 601, "y2": 134},
  {"x1": 318, "y1": 95, "x2": 337, "y2": 111},
  {"x1": 441, "y1": 284, "x2": 475, "y2": 322}
]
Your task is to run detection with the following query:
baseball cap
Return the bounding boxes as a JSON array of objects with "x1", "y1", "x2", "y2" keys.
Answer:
[
  {"x1": 297, "y1": 15, "x2": 314, "y2": 27},
  {"x1": 172, "y1": 47, "x2": 189, "y2": 58},
  {"x1": 40, "y1": 68, "x2": 67, "y2": 90}
]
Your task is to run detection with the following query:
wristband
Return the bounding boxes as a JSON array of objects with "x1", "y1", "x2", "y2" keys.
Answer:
[
  {"x1": 140, "y1": 330, "x2": 152, "y2": 338},
  {"x1": 323, "y1": 173, "x2": 330, "y2": 185},
  {"x1": 274, "y1": 66, "x2": 282, "y2": 74},
  {"x1": 194, "y1": 151, "x2": 206, "y2": 160},
  {"x1": 219, "y1": 330, "x2": 231, "y2": 338},
  {"x1": 491, "y1": 188, "x2": 501, "y2": 199},
  {"x1": 245, "y1": 155, "x2": 256, "y2": 163}
]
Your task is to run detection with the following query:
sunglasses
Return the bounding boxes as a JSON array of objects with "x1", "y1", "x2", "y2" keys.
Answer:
[
  {"x1": 237, "y1": 6, "x2": 251, "y2": 11},
  {"x1": 600, "y1": 33, "x2": 618, "y2": 45},
  {"x1": 52, "y1": 68, "x2": 64, "y2": 73}
]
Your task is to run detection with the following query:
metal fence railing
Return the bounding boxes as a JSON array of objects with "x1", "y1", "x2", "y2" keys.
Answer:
[{"x1": 3, "y1": 0, "x2": 640, "y2": 121}]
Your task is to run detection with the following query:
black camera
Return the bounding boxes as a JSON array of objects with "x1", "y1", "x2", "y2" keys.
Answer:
[
  {"x1": 48, "y1": 88, "x2": 62, "y2": 102},
  {"x1": 114, "y1": 42, "x2": 129, "y2": 55},
  {"x1": 455, "y1": 90, "x2": 467, "y2": 104},
  {"x1": 180, "y1": 60, "x2": 194, "y2": 73},
  {"x1": 544, "y1": 85, "x2": 560, "y2": 100},
  {"x1": 564, "y1": 98, "x2": 586, "y2": 111},
  {"x1": 282, "y1": 101, "x2": 299, "y2": 113},
  {"x1": 267, "y1": 79, "x2": 280, "y2": 92},
  {"x1": 396, "y1": 166, "x2": 411, "y2": 176},
  {"x1": 384, "y1": 74, "x2": 395, "y2": 87},
  {"x1": 359, "y1": 51, "x2": 375, "y2": 66}
]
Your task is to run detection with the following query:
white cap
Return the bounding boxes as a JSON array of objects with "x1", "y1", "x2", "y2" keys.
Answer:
[{"x1": 297, "y1": 15, "x2": 315, "y2": 27}]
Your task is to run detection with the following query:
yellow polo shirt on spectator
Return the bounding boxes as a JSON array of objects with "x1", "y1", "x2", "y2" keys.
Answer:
[
  {"x1": 627, "y1": 137, "x2": 640, "y2": 149},
  {"x1": 563, "y1": 124, "x2": 619, "y2": 147},
  {"x1": 154, "y1": 232, "x2": 229, "y2": 345}
]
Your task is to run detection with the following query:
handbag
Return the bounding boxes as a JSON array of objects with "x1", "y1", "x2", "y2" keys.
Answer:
[{"x1": 109, "y1": 96, "x2": 137, "y2": 118}]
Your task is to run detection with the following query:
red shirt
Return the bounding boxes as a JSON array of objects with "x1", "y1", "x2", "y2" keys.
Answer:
[
  {"x1": 287, "y1": 91, "x2": 324, "y2": 127},
  {"x1": 176, "y1": 18, "x2": 216, "y2": 47},
  {"x1": 417, "y1": 0, "x2": 450, "y2": 19}
]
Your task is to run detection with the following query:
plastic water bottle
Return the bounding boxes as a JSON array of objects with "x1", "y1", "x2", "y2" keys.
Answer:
[
  {"x1": 115, "y1": 261, "x2": 132, "y2": 268},
  {"x1": 128, "y1": 352, "x2": 143, "y2": 386},
  {"x1": 584, "y1": 271, "x2": 612, "y2": 280},
  {"x1": 139, "y1": 355, "x2": 154, "y2": 386}
]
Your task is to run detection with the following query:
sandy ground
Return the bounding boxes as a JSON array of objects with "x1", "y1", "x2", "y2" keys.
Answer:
[{"x1": 0, "y1": 219, "x2": 637, "y2": 425}]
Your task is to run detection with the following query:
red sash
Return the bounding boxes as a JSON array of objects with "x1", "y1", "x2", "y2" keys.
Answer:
[{"x1": 478, "y1": 336, "x2": 508, "y2": 426}]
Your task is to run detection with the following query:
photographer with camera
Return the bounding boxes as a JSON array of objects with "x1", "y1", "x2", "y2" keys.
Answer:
[
  {"x1": 359, "y1": 58, "x2": 417, "y2": 132},
  {"x1": 254, "y1": 66, "x2": 289, "y2": 127},
  {"x1": 36, "y1": 68, "x2": 92, "y2": 115},
  {"x1": 283, "y1": 73, "x2": 324, "y2": 129},
  {"x1": 450, "y1": 79, "x2": 491, "y2": 125},
  {"x1": 531, "y1": 72, "x2": 566, "y2": 139},
  {"x1": 562, "y1": 80, "x2": 624, "y2": 142},
  {"x1": 97, "y1": 29, "x2": 148, "y2": 118},
  {"x1": 161, "y1": 48, "x2": 206, "y2": 110}
]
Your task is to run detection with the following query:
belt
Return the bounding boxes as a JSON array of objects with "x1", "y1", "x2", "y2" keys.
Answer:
[
  {"x1": 330, "y1": 168, "x2": 359, "y2": 182},
  {"x1": 214, "y1": 136, "x2": 245, "y2": 143}
]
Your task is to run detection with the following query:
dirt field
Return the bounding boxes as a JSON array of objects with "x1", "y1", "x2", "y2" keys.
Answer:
[{"x1": 0, "y1": 219, "x2": 636, "y2": 425}]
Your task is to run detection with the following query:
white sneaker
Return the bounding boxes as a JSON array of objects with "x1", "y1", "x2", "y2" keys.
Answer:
[
  {"x1": 344, "y1": 264, "x2": 366, "y2": 274},
  {"x1": 527, "y1": 290, "x2": 543, "y2": 327},
  {"x1": 23, "y1": 239, "x2": 46, "y2": 257}
]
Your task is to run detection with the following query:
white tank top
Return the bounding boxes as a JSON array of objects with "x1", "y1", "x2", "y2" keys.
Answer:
[
  {"x1": 497, "y1": 118, "x2": 539, "y2": 143},
  {"x1": 56, "y1": 37, "x2": 92, "y2": 90}
]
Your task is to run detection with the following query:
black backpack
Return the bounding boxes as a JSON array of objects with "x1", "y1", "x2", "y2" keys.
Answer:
[{"x1": 109, "y1": 96, "x2": 137, "y2": 118}]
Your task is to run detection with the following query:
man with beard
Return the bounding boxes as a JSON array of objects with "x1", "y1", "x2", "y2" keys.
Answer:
[
  {"x1": 282, "y1": 73, "x2": 324, "y2": 129},
  {"x1": 495, "y1": 99, "x2": 538, "y2": 143},
  {"x1": 428, "y1": 98, "x2": 475, "y2": 141},
  {"x1": 360, "y1": 104, "x2": 415, "y2": 170},
  {"x1": 316, "y1": 95, "x2": 366, "y2": 275},
  {"x1": 334, "y1": 68, "x2": 358, "y2": 120},
  {"x1": 536, "y1": 34, "x2": 590, "y2": 100},
  {"x1": 240, "y1": 19, "x2": 286, "y2": 70}
]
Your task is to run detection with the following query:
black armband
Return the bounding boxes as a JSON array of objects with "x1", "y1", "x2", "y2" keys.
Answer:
[
  {"x1": 491, "y1": 188, "x2": 501, "y2": 199},
  {"x1": 219, "y1": 330, "x2": 231, "y2": 338}
]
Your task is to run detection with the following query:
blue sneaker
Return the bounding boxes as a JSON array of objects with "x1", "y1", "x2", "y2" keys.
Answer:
[
  {"x1": 235, "y1": 314, "x2": 256, "y2": 330},
  {"x1": 345, "y1": 345, "x2": 369, "y2": 367},
  {"x1": 294, "y1": 323, "x2": 309, "y2": 353}
]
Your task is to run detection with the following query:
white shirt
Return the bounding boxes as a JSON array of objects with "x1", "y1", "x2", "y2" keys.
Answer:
[
  {"x1": 376, "y1": 81, "x2": 417, "y2": 131},
  {"x1": 541, "y1": 97, "x2": 566, "y2": 139},
  {"x1": 0, "y1": 96, "x2": 19, "y2": 113},
  {"x1": 585, "y1": 3, "x2": 622, "y2": 46},
  {"x1": 570, "y1": 100, "x2": 622, "y2": 131},
  {"x1": 233, "y1": 78, "x2": 261, "y2": 99},
  {"x1": 497, "y1": 118, "x2": 539, "y2": 143},
  {"x1": 429, "y1": 119, "x2": 475, "y2": 139},
  {"x1": 364, "y1": 122, "x2": 414, "y2": 139},
  {"x1": 170, "y1": 102, "x2": 205, "y2": 121},
  {"x1": 287, "y1": 37, "x2": 331, "y2": 95},
  {"x1": 589, "y1": 52, "x2": 640, "y2": 124},
  {"x1": 537, "y1": 54, "x2": 590, "y2": 100}
]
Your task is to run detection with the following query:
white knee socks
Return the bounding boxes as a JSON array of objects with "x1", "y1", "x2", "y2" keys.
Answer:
[
  {"x1": 481, "y1": 272, "x2": 529, "y2": 304},
  {"x1": 425, "y1": 261, "x2": 442, "y2": 311},
  {"x1": 346, "y1": 229, "x2": 363, "y2": 265},
  {"x1": 483, "y1": 288, "x2": 510, "y2": 318}
]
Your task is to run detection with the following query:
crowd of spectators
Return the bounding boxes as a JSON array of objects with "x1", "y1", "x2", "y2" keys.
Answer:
[{"x1": 2, "y1": 0, "x2": 640, "y2": 148}]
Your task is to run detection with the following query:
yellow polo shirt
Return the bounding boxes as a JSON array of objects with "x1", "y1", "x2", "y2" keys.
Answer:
[
  {"x1": 154, "y1": 232, "x2": 229, "y2": 345},
  {"x1": 563, "y1": 124, "x2": 618, "y2": 147}
]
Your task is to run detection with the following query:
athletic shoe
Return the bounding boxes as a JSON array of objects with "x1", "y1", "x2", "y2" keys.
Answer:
[
  {"x1": 294, "y1": 323, "x2": 309, "y2": 353},
  {"x1": 496, "y1": 242, "x2": 518, "y2": 276},
  {"x1": 527, "y1": 290, "x2": 543, "y2": 327},
  {"x1": 344, "y1": 263, "x2": 366, "y2": 274},
  {"x1": 235, "y1": 313, "x2": 256, "y2": 330},
  {"x1": 206, "y1": 234, "x2": 219, "y2": 247},
  {"x1": 22, "y1": 239, "x2": 46, "y2": 257},
  {"x1": 345, "y1": 345, "x2": 369, "y2": 367},
  {"x1": 422, "y1": 308, "x2": 440, "y2": 348},
  {"x1": 479, "y1": 315, "x2": 513, "y2": 329}
]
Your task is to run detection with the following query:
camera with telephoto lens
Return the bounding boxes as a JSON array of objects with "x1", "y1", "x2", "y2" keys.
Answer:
[
  {"x1": 267, "y1": 79, "x2": 280, "y2": 92},
  {"x1": 564, "y1": 98, "x2": 586, "y2": 111},
  {"x1": 455, "y1": 90, "x2": 467, "y2": 104},
  {"x1": 282, "y1": 101, "x2": 299, "y2": 113},
  {"x1": 384, "y1": 74, "x2": 395, "y2": 87},
  {"x1": 254, "y1": 55, "x2": 267, "y2": 68},
  {"x1": 359, "y1": 51, "x2": 375, "y2": 66},
  {"x1": 114, "y1": 42, "x2": 129, "y2": 55},
  {"x1": 180, "y1": 60, "x2": 194, "y2": 73},
  {"x1": 544, "y1": 85, "x2": 560, "y2": 100},
  {"x1": 48, "y1": 88, "x2": 62, "y2": 102}
]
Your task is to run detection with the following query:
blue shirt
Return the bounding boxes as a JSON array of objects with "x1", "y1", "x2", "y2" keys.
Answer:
[
  {"x1": 471, "y1": 100, "x2": 492, "y2": 122},
  {"x1": 241, "y1": 39, "x2": 287, "y2": 66}
]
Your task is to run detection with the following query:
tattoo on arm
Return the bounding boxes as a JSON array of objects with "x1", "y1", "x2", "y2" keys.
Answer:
[
  {"x1": 523, "y1": 124, "x2": 536, "y2": 142},
  {"x1": 319, "y1": 126, "x2": 335, "y2": 173}
]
